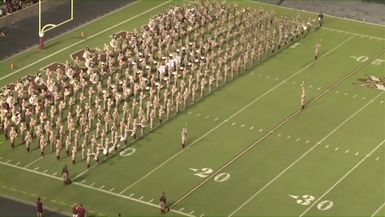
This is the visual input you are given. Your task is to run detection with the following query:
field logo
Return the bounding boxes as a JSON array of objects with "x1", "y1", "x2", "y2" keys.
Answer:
[{"x1": 353, "y1": 75, "x2": 385, "y2": 91}]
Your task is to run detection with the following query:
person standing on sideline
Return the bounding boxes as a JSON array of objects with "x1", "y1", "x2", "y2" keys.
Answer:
[
  {"x1": 318, "y1": 12, "x2": 324, "y2": 28},
  {"x1": 77, "y1": 204, "x2": 86, "y2": 217},
  {"x1": 301, "y1": 81, "x2": 306, "y2": 110},
  {"x1": 181, "y1": 123, "x2": 188, "y2": 149},
  {"x1": 159, "y1": 192, "x2": 169, "y2": 213},
  {"x1": 62, "y1": 164, "x2": 71, "y2": 185},
  {"x1": 315, "y1": 40, "x2": 321, "y2": 60},
  {"x1": 36, "y1": 197, "x2": 43, "y2": 217},
  {"x1": 72, "y1": 203, "x2": 79, "y2": 217}
]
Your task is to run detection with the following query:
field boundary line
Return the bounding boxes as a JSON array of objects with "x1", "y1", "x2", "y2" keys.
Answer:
[
  {"x1": 228, "y1": 49, "x2": 385, "y2": 216},
  {"x1": 323, "y1": 27, "x2": 385, "y2": 41},
  {"x1": 118, "y1": 35, "x2": 354, "y2": 195},
  {"x1": 0, "y1": 160, "x2": 196, "y2": 217},
  {"x1": 299, "y1": 138, "x2": 385, "y2": 217},
  {"x1": 172, "y1": 48, "x2": 385, "y2": 210},
  {"x1": 247, "y1": 0, "x2": 385, "y2": 28},
  {"x1": 0, "y1": 0, "x2": 141, "y2": 63},
  {"x1": 0, "y1": 0, "x2": 171, "y2": 81},
  {"x1": 371, "y1": 201, "x2": 385, "y2": 217}
]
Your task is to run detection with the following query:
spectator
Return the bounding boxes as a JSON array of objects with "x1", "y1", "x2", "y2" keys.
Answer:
[
  {"x1": 77, "y1": 204, "x2": 86, "y2": 217},
  {"x1": 72, "y1": 203, "x2": 79, "y2": 217},
  {"x1": 0, "y1": 0, "x2": 38, "y2": 17},
  {"x1": 0, "y1": 30, "x2": 5, "y2": 38},
  {"x1": 36, "y1": 197, "x2": 43, "y2": 217}
]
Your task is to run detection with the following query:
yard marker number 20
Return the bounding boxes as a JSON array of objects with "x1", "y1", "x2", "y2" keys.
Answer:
[
  {"x1": 289, "y1": 194, "x2": 334, "y2": 211},
  {"x1": 189, "y1": 168, "x2": 231, "y2": 182}
]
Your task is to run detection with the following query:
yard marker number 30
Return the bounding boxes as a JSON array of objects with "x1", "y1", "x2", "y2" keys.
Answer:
[
  {"x1": 289, "y1": 194, "x2": 334, "y2": 211},
  {"x1": 189, "y1": 168, "x2": 231, "y2": 182}
]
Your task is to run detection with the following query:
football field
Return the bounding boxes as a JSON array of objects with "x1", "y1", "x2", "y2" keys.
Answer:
[{"x1": 0, "y1": 0, "x2": 384, "y2": 216}]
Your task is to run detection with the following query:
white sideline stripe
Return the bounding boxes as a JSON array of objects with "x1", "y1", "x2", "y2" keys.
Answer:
[
  {"x1": 0, "y1": 160, "x2": 194, "y2": 217},
  {"x1": 118, "y1": 36, "x2": 354, "y2": 195},
  {"x1": 80, "y1": 180, "x2": 86, "y2": 184},
  {"x1": 324, "y1": 27, "x2": 385, "y2": 41},
  {"x1": 52, "y1": 172, "x2": 57, "y2": 176},
  {"x1": 247, "y1": 0, "x2": 385, "y2": 28},
  {"x1": 15, "y1": 162, "x2": 21, "y2": 166},
  {"x1": 0, "y1": 0, "x2": 171, "y2": 81},
  {"x1": 6, "y1": 160, "x2": 11, "y2": 163},
  {"x1": 228, "y1": 92, "x2": 384, "y2": 216},
  {"x1": 33, "y1": 167, "x2": 39, "y2": 171},
  {"x1": 300, "y1": 138, "x2": 385, "y2": 217},
  {"x1": 371, "y1": 201, "x2": 385, "y2": 217},
  {"x1": 0, "y1": 0, "x2": 141, "y2": 63}
]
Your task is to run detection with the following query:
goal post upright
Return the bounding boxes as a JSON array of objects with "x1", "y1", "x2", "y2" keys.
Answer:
[{"x1": 38, "y1": 0, "x2": 74, "y2": 49}]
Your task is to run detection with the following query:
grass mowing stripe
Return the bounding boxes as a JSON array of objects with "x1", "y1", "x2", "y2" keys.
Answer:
[
  {"x1": 299, "y1": 138, "x2": 385, "y2": 217},
  {"x1": 0, "y1": 0, "x2": 171, "y2": 81},
  {"x1": 118, "y1": 35, "x2": 354, "y2": 195},
  {"x1": 0, "y1": 0, "x2": 141, "y2": 63},
  {"x1": 172, "y1": 48, "x2": 385, "y2": 210},
  {"x1": 0, "y1": 160, "x2": 196, "y2": 217},
  {"x1": 371, "y1": 202, "x2": 385, "y2": 217},
  {"x1": 229, "y1": 91, "x2": 384, "y2": 216}
]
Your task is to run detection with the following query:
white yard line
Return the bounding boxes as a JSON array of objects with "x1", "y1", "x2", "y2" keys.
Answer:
[
  {"x1": 247, "y1": 0, "x2": 385, "y2": 28},
  {"x1": 228, "y1": 92, "x2": 384, "y2": 216},
  {"x1": 0, "y1": 160, "x2": 195, "y2": 217},
  {"x1": 24, "y1": 157, "x2": 43, "y2": 168},
  {"x1": 0, "y1": 0, "x2": 171, "y2": 81},
  {"x1": 371, "y1": 201, "x2": 385, "y2": 217},
  {"x1": 0, "y1": 0, "x2": 141, "y2": 63},
  {"x1": 299, "y1": 138, "x2": 385, "y2": 217},
  {"x1": 118, "y1": 36, "x2": 354, "y2": 195}
]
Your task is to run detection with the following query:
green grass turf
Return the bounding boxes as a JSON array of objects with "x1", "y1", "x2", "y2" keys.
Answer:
[{"x1": 0, "y1": 0, "x2": 384, "y2": 216}]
